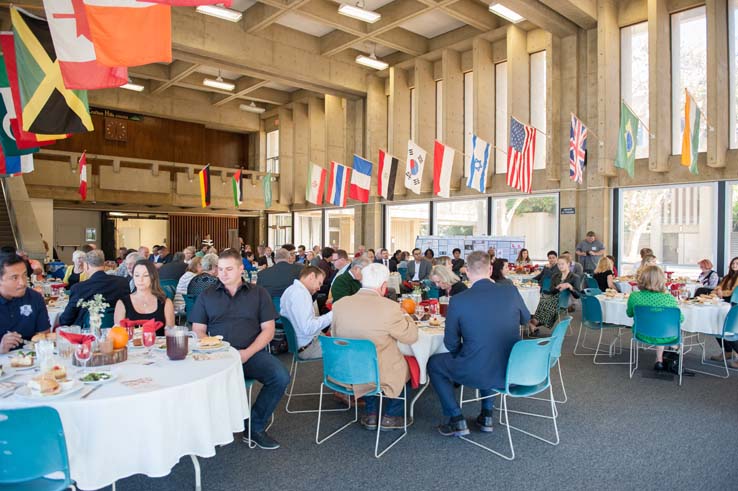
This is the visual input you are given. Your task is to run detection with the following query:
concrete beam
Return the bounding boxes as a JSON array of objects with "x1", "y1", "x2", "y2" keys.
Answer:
[
  {"x1": 299, "y1": 0, "x2": 366, "y2": 36},
  {"x1": 441, "y1": 49, "x2": 464, "y2": 192},
  {"x1": 243, "y1": 2, "x2": 285, "y2": 33},
  {"x1": 414, "y1": 59, "x2": 435, "y2": 194},
  {"x1": 278, "y1": 107, "x2": 294, "y2": 205},
  {"x1": 325, "y1": 95, "x2": 346, "y2": 163},
  {"x1": 389, "y1": 67, "x2": 411, "y2": 197},
  {"x1": 495, "y1": 0, "x2": 579, "y2": 38},
  {"x1": 706, "y1": 0, "x2": 729, "y2": 168},
  {"x1": 539, "y1": 0, "x2": 597, "y2": 29},
  {"x1": 648, "y1": 0, "x2": 671, "y2": 172},
  {"x1": 443, "y1": 0, "x2": 498, "y2": 32},
  {"x1": 373, "y1": 29, "x2": 429, "y2": 57},
  {"x1": 366, "y1": 74, "x2": 388, "y2": 197},
  {"x1": 597, "y1": 0, "x2": 619, "y2": 177},
  {"x1": 151, "y1": 61, "x2": 201, "y2": 95},
  {"x1": 293, "y1": 102, "x2": 309, "y2": 205},
  {"x1": 212, "y1": 77, "x2": 269, "y2": 106}
]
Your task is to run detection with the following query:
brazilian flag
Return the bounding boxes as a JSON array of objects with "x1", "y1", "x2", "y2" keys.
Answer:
[
  {"x1": 615, "y1": 102, "x2": 639, "y2": 178},
  {"x1": 10, "y1": 8, "x2": 93, "y2": 135}
]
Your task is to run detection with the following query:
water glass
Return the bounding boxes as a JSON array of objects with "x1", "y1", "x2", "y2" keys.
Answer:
[
  {"x1": 99, "y1": 328, "x2": 114, "y2": 355},
  {"x1": 75, "y1": 342, "x2": 93, "y2": 373}
]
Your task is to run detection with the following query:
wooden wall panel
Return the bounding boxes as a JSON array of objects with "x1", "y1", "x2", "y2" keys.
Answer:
[{"x1": 169, "y1": 215, "x2": 239, "y2": 253}]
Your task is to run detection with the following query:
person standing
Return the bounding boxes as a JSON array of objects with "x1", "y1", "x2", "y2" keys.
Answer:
[{"x1": 575, "y1": 231, "x2": 606, "y2": 274}]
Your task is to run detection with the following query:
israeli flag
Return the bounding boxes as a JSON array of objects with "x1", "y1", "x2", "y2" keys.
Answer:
[{"x1": 466, "y1": 134, "x2": 490, "y2": 193}]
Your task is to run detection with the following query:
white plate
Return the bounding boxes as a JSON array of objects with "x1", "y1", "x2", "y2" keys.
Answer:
[
  {"x1": 15, "y1": 380, "x2": 85, "y2": 401},
  {"x1": 193, "y1": 340, "x2": 231, "y2": 352},
  {"x1": 79, "y1": 372, "x2": 116, "y2": 385},
  {"x1": 0, "y1": 366, "x2": 16, "y2": 381}
]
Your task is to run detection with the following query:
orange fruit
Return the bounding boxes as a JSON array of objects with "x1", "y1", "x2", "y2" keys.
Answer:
[
  {"x1": 401, "y1": 298, "x2": 416, "y2": 315},
  {"x1": 109, "y1": 327, "x2": 129, "y2": 350}
]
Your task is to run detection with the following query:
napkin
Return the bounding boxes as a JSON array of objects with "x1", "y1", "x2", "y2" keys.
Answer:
[
  {"x1": 58, "y1": 331, "x2": 96, "y2": 345},
  {"x1": 404, "y1": 356, "x2": 420, "y2": 389},
  {"x1": 118, "y1": 319, "x2": 163, "y2": 333}
]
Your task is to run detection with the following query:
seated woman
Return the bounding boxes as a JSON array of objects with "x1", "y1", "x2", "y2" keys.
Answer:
[
  {"x1": 424, "y1": 248, "x2": 435, "y2": 263},
  {"x1": 593, "y1": 256, "x2": 617, "y2": 292},
  {"x1": 529, "y1": 255, "x2": 580, "y2": 336},
  {"x1": 187, "y1": 253, "x2": 220, "y2": 296},
  {"x1": 451, "y1": 248, "x2": 465, "y2": 276},
  {"x1": 693, "y1": 259, "x2": 719, "y2": 297},
  {"x1": 242, "y1": 250, "x2": 257, "y2": 280},
  {"x1": 714, "y1": 256, "x2": 738, "y2": 303},
  {"x1": 63, "y1": 250, "x2": 87, "y2": 288},
  {"x1": 606, "y1": 255, "x2": 618, "y2": 277},
  {"x1": 626, "y1": 265, "x2": 683, "y2": 371},
  {"x1": 635, "y1": 254, "x2": 658, "y2": 280},
  {"x1": 114, "y1": 260, "x2": 175, "y2": 336},
  {"x1": 491, "y1": 258, "x2": 513, "y2": 285},
  {"x1": 430, "y1": 264, "x2": 467, "y2": 297},
  {"x1": 515, "y1": 248, "x2": 532, "y2": 267},
  {"x1": 174, "y1": 256, "x2": 201, "y2": 311}
]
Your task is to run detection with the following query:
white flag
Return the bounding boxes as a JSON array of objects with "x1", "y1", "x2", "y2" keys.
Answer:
[
  {"x1": 404, "y1": 140, "x2": 427, "y2": 195},
  {"x1": 466, "y1": 134, "x2": 491, "y2": 193}
]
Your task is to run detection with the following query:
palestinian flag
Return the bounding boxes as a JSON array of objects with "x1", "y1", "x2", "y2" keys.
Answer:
[
  {"x1": 0, "y1": 54, "x2": 37, "y2": 157},
  {"x1": 199, "y1": 164, "x2": 210, "y2": 208},
  {"x1": 232, "y1": 170, "x2": 243, "y2": 207},
  {"x1": 10, "y1": 8, "x2": 93, "y2": 135}
]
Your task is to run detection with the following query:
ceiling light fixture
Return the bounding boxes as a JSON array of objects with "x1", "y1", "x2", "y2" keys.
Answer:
[
  {"x1": 196, "y1": 5, "x2": 243, "y2": 22},
  {"x1": 488, "y1": 3, "x2": 524, "y2": 23},
  {"x1": 338, "y1": 3, "x2": 381, "y2": 23},
  {"x1": 203, "y1": 70, "x2": 235, "y2": 91},
  {"x1": 120, "y1": 79, "x2": 144, "y2": 92},
  {"x1": 240, "y1": 102, "x2": 266, "y2": 114},
  {"x1": 355, "y1": 43, "x2": 388, "y2": 70}
]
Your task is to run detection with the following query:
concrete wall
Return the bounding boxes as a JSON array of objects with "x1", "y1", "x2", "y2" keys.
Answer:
[
  {"x1": 53, "y1": 210, "x2": 101, "y2": 264},
  {"x1": 114, "y1": 219, "x2": 169, "y2": 251},
  {"x1": 30, "y1": 199, "x2": 54, "y2": 261}
]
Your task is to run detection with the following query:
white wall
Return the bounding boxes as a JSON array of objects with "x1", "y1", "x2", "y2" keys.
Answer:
[
  {"x1": 30, "y1": 198, "x2": 53, "y2": 260},
  {"x1": 114, "y1": 218, "x2": 168, "y2": 250},
  {"x1": 53, "y1": 209, "x2": 101, "y2": 263}
]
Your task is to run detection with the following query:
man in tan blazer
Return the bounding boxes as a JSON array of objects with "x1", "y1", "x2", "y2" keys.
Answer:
[{"x1": 331, "y1": 263, "x2": 418, "y2": 431}]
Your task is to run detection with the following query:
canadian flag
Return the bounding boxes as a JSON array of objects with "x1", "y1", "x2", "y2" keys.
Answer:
[{"x1": 78, "y1": 151, "x2": 87, "y2": 200}]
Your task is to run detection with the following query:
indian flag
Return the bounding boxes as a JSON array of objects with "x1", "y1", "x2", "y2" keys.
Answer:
[
  {"x1": 232, "y1": 170, "x2": 242, "y2": 207},
  {"x1": 680, "y1": 89, "x2": 701, "y2": 175}
]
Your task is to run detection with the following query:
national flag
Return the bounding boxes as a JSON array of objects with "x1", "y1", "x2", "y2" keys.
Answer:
[
  {"x1": 405, "y1": 140, "x2": 426, "y2": 195},
  {"x1": 348, "y1": 155, "x2": 372, "y2": 203},
  {"x1": 377, "y1": 149, "x2": 398, "y2": 200},
  {"x1": 231, "y1": 169, "x2": 242, "y2": 207},
  {"x1": 327, "y1": 161, "x2": 351, "y2": 207},
  {"x1": 306, "y1": 163, "x2": 326, "y2": 205},
  {"x1": 0, "y1": 33, "x2": 62, "y2": 147},
  {"x1": 615, "y1": 102, "x2": 639, "y2": 178},
  {"x1": 263, "y1": 172, "x2": 272, "y2": 209},
  {"x1": 83, "y1": 0, "x2": 172, "y2": 67},
  {"x1": 11, "y1": 8, "x2": 94, "y2": 135},
  {"x1": 0, "y1": 151, "x2": 33, "y2": 177},
  {"x1": 0, "y1": 54, "x2": 37, "y2": 157},
  {"x1": 78, "y1": 151, "x2": 87, "y2": 200},
  {"x1": 681, "y1": 89, "x2": 701, "y2": 175},
  {"x1": 43, "y1": 0, "x2": 127, "y2": 90},
  {"x1": 198, "y1": 164, "x2": 210, "y2": 207},
  {"x1": 569, "y1": 114, "x2": 587, "y2": 184},
  {"x1": 143, "y1": 0, "x2": 233, "y2": 5},
  {"x1": 506, "y1": 117, "x2": 536, "y2": 194},
  {"x1": 433, "y1": 140, "x2": 455, "y2": 198},
  {"x1": 466, "y1": 134, "x2": 490, "y2": 193}
]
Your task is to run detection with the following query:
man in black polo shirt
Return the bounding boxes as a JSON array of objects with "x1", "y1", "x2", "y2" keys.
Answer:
[
  {"x1": 190, "y1": 249, "x2": 289, "y2": 450},
  {"x1": 0, "y1": 254, "x2": 50, "y2": 353}
]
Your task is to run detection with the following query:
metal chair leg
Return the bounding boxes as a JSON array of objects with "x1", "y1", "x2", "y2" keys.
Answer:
[
  {"x1": 459, "y1": 394, "x2": 515, "y2": 460},
  {"x1": 500, "y1": 385, "x2": 559, "y2": 446},
  {"x1": 190, "y1": 455, "x2": 201, "y2": 491},
  {"x1": 315, "y1": 384, "x2": 359, "y2": 445},
  {"x1": 688, "y1": 336, "x2": 732, "y2": 379},
  {"x1": 374, "y1": 388, "x2": 408, "y2": 458},
  {"x1": 593, "y1": 329, "x2": 629, "y2": 365},
  {"x1": 286, "y1": 360, "x2": 350, "y2": 414}
]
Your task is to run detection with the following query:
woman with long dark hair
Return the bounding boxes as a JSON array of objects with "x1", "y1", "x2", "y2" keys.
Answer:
[
  {"x1": 114, "y1": 260, "x2": 174, "y2": 335},
  {"x1": 515, "y1": 249, "x2": 532, "y2": 266},
  {"x1": 715, "y1": 257, "x2": 738, "y2": 302},
  {"x1": 491, "y1": 258, "x2": 512, "y2": 285}
]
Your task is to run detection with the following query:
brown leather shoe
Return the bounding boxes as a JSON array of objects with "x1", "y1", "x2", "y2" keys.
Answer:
[
  {"x1": 361, "y1": 413, "x2": 378, "y2": 430},
  {"x1": 710, "y1": 352, "x2": 730, "y2": 362},
  {"x1": 379, "y1": 415, "x2": 412, "y2": 431},
  {"x1": 729, "y1": 360, "x2": 738, "y2": 369}
]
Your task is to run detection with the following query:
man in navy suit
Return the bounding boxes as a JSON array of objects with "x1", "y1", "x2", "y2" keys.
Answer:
[{"x1": 427, "y1": 250, "x2": 530, "y2": 437}]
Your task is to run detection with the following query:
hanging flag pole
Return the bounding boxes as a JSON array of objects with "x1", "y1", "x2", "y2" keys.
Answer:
[
  {"x1": 621, "y1": 99, "x2": 653, "y2": 137},
  {"x1": 569, "y1": 112, "x2": 604, "y2": 144},
  {"x1": 684, "y1": 88, "x2": 714, "y2": 131}
]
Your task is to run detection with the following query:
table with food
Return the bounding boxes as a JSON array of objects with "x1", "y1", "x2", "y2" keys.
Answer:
[
  {"x1": 514, "y1": 282, "x2": 541, "y2": 313},
  {"x1": 614, "y1": 276, "x2": 701, "y2": 297},
  {"x1": 0, "y1": 325, "x2": 249, "y2": 491}
]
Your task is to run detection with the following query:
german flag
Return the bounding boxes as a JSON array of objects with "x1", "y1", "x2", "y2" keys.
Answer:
[
  {"x1": 10, "y1": 8, "x2": 93, "y2": 135},
  {"x1": 199, "y1": 165, "x2": 211, "y2": 208}
]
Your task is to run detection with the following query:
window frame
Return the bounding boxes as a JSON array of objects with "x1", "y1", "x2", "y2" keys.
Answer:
[
  {"x1": 620, "y1": 21, "x2": 650, "y2": 159},
  {"x1": 265, "y1": 129, "x2": 280, "y2": 175},
  {"x1": 384, "y1": 201, "x2": 431, "y2": 252}
]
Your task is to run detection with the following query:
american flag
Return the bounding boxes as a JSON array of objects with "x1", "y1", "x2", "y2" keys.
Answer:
[
  {"x1": 506, "y1": 117, "x2": 536, "y2": 194},
  {"x1": 569, "y1": 114, "x2": 587, "y2": 184}
]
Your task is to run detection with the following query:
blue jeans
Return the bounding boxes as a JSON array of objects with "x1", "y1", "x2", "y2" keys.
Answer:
[
  {"x1": 242, "y1": 350, "x2": 290, "y2": 433},
  {"x1": 362, "y1": 383, "x2": 409, "y2": 417},
  {"x1": 427, "y1": 352, "x2": 495, "y2": 418}
]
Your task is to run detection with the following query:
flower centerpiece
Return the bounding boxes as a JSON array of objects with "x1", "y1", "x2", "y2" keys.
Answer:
[{"x1": 77, "y1": 294, "x2": 109, "y2": 338}]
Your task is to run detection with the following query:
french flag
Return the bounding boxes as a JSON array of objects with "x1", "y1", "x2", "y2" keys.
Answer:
[
  {"x1": 327, "y1": 161, "x2": 351, "y2": 207},
  {"x1": 348, "y1": 155, "x2": 372, "y2": 203}
]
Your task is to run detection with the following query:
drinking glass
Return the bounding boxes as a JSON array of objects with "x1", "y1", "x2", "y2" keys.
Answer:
[
  {"x1": 679, "y1": 289, "x2": 690, "y2": 303},
  {"x1": 99, "y1": 329, "x2": 114, "y2": 355},
  {"x1": 75, "y1": 342, "x2": 93, "y2": 374},
  {"x1": 142, "y1": 331, "x2": 156, "y2": 358}
]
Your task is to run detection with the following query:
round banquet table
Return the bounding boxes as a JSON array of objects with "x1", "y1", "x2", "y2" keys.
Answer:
[
  {"x1": 596, "y1": 295, "x2": 730, "y2": 335},
  {"x1": 0, "y1": 348, "x2": 249, "y2": 490},
  {"x1": 47, "y1": 301, "x2": 67, "y2": 328},
  {"x1": 398, "y1": 327, "x2": 448, "y2": 385},
  {"x1": 517, "y1": 286, "x2": 541, "y2": 313},
  {"x1": 508, "y1": 273, "x2": 538, "y2": 283},
  {"x1": 615, "y1": 281, "x2": 700, "y2": 297}
]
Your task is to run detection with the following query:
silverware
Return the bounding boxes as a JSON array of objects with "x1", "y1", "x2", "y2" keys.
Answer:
[
  {"x1": 80, "y1": 385, "x2": 102, "y2": 399},
  {"x1": 1, "y1": 384, "x2": 19, "y2": 398}
]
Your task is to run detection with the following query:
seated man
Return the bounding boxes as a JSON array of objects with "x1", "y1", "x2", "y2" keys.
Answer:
[
  {"x1": 60, "y1": 250, "x2": 130, "y2": 327},
  {"x1": 330, "y1": 256, "x2": 370, "y2": 304},
  {"x1": 332, "y1": 263, "x2": 418, "y2": 430},
  {"x1": 427, "y1": 251, "x2": 530, "y2": 437},
  {"x1": 158, "y1": 251, "x2": 188, "y2": 283},
  {"x1": 190, "y1": 249, "x2": 289, "y2": 450},
  {"x1": 0, "y1": 254, "x2": 50, "y2": 353},
  {"x1": 406, "y1": 248, "x2": 431, "y2": 282},
  {"x1": 257, "y1": 248, "x2": 303, "y2": 298},
  {"x1": 280, "y1": 266, "x2": 333, "y2": 359}
]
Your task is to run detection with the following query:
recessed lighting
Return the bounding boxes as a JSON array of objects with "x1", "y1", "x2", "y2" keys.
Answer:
[
  {"x1": 489, "y1": 3, "x2": 524, "y2": 23},
  {"x1": 355, "y1": 53, "x2": 388, "y2": 70},
  {"x1": 120, "y1": 81, "x2": 144, "y2": 92},
  {"x1": 240, "y1": 102, "x2": 266, "y2": 114},
  {"x1": 203, "y1": 75, "x2": 235, "y2": 91},
  {"x1": 196, "y1": 5, "x2": 243, "y2": 22},
  {"x1": 338, "y1": 3, "x2": 381, "y2": 23}
]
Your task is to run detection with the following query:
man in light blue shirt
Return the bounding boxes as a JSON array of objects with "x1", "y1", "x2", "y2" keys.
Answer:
[{"x1": 280, "y1": 266, "x2": 333, "y2": 360}]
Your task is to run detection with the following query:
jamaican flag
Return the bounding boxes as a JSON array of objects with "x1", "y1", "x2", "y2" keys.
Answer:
[{"x1": 10, "y1": 8, "x2": 93, "y2": 135}]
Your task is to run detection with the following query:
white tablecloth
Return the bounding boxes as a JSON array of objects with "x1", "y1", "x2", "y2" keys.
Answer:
[
  {"x1": 596, "y1": 296, "x2": 730, "y2": 335},
  {"x1": 47, "y1": 302, "x2": 67, "y2": 328},
  {"x1": 0, "y1": 348, "x2": 249, "y2": 490},
  {"x1": 398, "y1": 328, "x2": 448, "y2": 384},
  {"x1": 615, "y1": 281, "x2": 700, "y2": 297},
  {"x1": 508, "y1": 273, "x2": 537, "y2": 282},
  {"x1": 517, "y1": 287, "x2": 540, "y2": 313}
]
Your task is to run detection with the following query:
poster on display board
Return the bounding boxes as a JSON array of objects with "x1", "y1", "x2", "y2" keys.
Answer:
[{"x1": 415, "y1": 235, "x2": 526, "y2": 261}]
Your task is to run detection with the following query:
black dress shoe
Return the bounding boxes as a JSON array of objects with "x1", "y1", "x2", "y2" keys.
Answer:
[
  {"x1": 246, "y1": 431, "x2": 280, "y2": 450},
  {"x1": 438, "y1": 418, "x2": 470, "y2": 437},
  {"x1": 653, "y1": 361, "x2": 665, "y2": 371},
  {"x1": 476, "y1": 414, "x2": 494, "y2": 433}
]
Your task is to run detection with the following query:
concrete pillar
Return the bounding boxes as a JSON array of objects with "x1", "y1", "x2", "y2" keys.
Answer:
[
  {"x1": 325, "y1": 94, "x2": 345, "y2": 164},
  {"x1": 258, "y1": 120, "x2": 266, "y2": 172},
  {"x1": 472, "y1": 38, "x2": 495, "y2": 142},
  {"x1": 308, "y1": 96, "x2": 326, "y2": 173},
  {"x1": 648, "y1": 0, "x2": 671, "y2": 173},
  {"x1": 361, "y1": 202, "x2": 383, "y2": 249},
  {"x1": 292, "y1": 102, "x2": 309, "y2": 206},
  {"x1": 6, "y1": 177, "x2": 44, "y2": 258},
  {"x1": 546, "y1": 35, "x2": 562, "y2": 181},
  {"x1": 414, "y1": 58, "x2": 435, "y2": 194},
  {"x1": 389, "y1": 67, "x2": 410, "y2": 197},
  {"x1": 441, "y1": 49, "x2": 464, "y2": 191},
  {"x1": 507, "y1": 25, "x2": 530, "y2": 127},
  {"x1": 277, "y1": 107, "x2": 293, "y2": 206},
  {"x1": 596, "y1": 0, "x2": 619, "y2": 177},
  {"x1": 706, "y1": 0, "x2": 729, "y2": 168},
  {"x1": 345, "y1": 98, "x2": 362, "y2": 165}
]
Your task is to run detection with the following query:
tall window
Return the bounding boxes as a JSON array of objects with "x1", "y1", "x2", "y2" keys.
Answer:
[
  {"x1": 621, "y1": 22, "x2": 649, "y2": 159},
  {"x1": 385, "y1": 203, "x2": 430, "y2": 252},
  {"x1": 619, "y1": 184, "x2": 716, "y2": 276},
  {"x1": 731, "y1": 0, "x2": 738, "y2": 149},
  {"x1": 434, "y1": 199, "x2": 487, "y2": 236},
  {"x1": 495, "y1": 61, "x2": 508, "y2": 173},
  {"x1": 672, "y1": 6, "x2": 707, "y2": 155},
  {"x1": 325, "y1": 208, "x2": 355, "y2": 252},
  {"x1": 294, "y1": 210, "x2": 322, "y2": 250},
  {"x1": 435, "y1": 80, "x2": 443, "y2": 139},
  {"x1": 463, "y1": 71, "x2": 473, "y2": 177},
  {"x1": 267, "y1": 213, "x2": 292, "y2": 249},
  {"x1": 529, "y1": 51, "x2": 546, "y2": 170},
  {"x1": 491, "y1": 194, "x2": 558, "y2": 261},
  {"x1": 266, "y1": 129, "x2": 279, "y2": 174},
  {"x1": 410, "y1": 88, "x2": 416, "y2": 140}
]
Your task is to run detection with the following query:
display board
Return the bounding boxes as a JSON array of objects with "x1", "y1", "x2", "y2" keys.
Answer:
[{"x1": 415, "y1": 235, "x2": 526, "y2": 261}]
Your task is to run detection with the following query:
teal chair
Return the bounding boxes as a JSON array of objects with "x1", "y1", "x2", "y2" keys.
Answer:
[
  {"x1": 688, "y1": 304, "x2": 738, "y2": 379},
  {"x1": 160, "y1": 279, "x2": 177, "y2": 301},
  {"x1": 242, "y1": 379, "x2": 275, "y2": 449},
  {"x1": 585, "y1": 274, "x2": 599, "y2": 290},
  {"x1": 0, "y1": 406, "x2": 73, "y2": 490},
  {"x1": 730, "y1": 289, "x2": 738, "y2": 305},
  {"x1": 540, "y1": 276, "x2": 552, "y2": 292},
  {"x1": 557, "y1": 289, "x2": 572, "y2": 323},
  {"x1": 315, "y1": 337, "x2": 408, "y2": 458},
  {"x1": 574, "y1": 294, "x2": 628, "y2": 364},
  {"x1": 630, "y1": 306, "x2": 683, "y2": 385},
  {"x1": 398, "y1": 267, "x2": 408, "y2": 281},
  {"x1": 457, "y1": 338, "x2": 557, "y2": 460}
]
